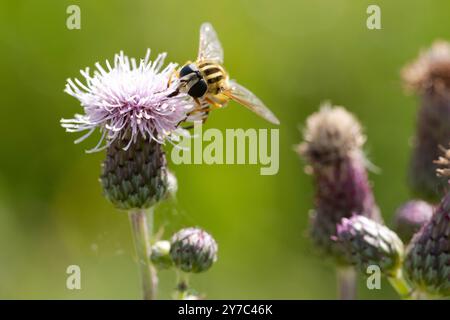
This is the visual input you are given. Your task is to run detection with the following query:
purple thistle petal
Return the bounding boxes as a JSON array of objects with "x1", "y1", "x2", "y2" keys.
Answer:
[{"x1": 61, "y1": 49, "x2": 195, "y2": 152}]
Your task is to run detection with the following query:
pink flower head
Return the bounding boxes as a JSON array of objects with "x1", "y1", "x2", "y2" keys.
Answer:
[{"x1": 61, "y1": 49, "x2": 194, "y2": 152}]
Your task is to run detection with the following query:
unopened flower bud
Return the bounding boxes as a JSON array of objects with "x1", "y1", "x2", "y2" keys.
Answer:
[
  {"x1": 335, "y1": 215, "x2": 404, "y2": 277},
  {"x1": 170, "y1": 227, "x2": 218, "y2": 273},
  {"x1": 393, "y1": 200, "x2": 434, "y2": 243},
  {"x1": 150, "y1": 240, "x2": 173, "y2": 270}
]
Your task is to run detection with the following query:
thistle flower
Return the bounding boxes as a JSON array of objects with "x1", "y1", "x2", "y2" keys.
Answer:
[
  {"x1": 393, "y1": 200, "x2": 434, "y2": 243},
  {"x1": 402, "y1": 41, "x2": 450, "y2": 202},
  {"x1": 61, "y1": 49, "x2": 194, "y2": 152},
  {"x1": 296, "y1": 104, "x2": 381, "y2": 263},
  {"x1": 335, "y1": 215, "x2": 404, "y2": 277},
  {"x1": 170, "y1": 227, "x2": 218, "y2": 273},
  {"x1": 403, "y1": 147, "x2": 450, "y2": 297}
]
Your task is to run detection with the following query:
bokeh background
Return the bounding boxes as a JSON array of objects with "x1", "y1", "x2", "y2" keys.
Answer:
[{"x1": 0, "y1": 0, "x2": 449, "y2": 299}]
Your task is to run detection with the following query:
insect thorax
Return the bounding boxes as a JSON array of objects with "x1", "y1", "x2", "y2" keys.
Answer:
[{"x1": 196, "y1": 61, "x2": 228, "y2": 95}]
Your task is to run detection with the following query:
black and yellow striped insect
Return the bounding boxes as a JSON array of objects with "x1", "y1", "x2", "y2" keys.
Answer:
[{"x1": 171, "y1": 23, "x2": 280, "y2": 125}]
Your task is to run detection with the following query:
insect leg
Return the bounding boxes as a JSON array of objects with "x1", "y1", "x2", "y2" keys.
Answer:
[
  {"x1": 178, "y1": 98, "x2": 206, "y2": 129},
  {"x1": 202, "y1": 109, "x2": 210, "y2": 124},
  {"x1": 167, "y1": 69, "x2": 178, "y2": 88},
  {"x1": 204, "y1": 97, "x2": 222, "y2": 110}
]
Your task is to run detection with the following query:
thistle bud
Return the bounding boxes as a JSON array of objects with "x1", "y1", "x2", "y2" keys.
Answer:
[
  {"x1": 296, "y1": 104, "x2": 381, "y2": 263},
  {"x1": 393, "y1": 200, "x2": 434, "y2": 243},
  {"x1": 170, "y1": 227, "x2": 218, "y2": 273},
  {"x1": 404, "y1": 148, "x2": 450, "y2": 297},
  {"x1": 402, "y1": 41, "x2": 450, "y2": 202},
  {"x1": 150, "y1": 240, "x2": 173, "y2": 270},
  {"x1": 100, "y1": 134, "x2": 169, "y2": 210},
  {"x1": 335, "y1": 216, "x2": 404, "y2": 277}
]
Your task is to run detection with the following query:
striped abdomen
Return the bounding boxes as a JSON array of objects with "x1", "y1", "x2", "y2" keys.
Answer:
[{"x1": 197, "y1": 61, "x2": 228, "y2": 95}]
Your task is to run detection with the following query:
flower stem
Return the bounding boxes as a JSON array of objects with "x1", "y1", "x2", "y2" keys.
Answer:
[
  {"x1": 174, "y1": 271, "x2": 195, "y2": 300},
  {"x1": 337, "y1": 266, "x2": 357, "y2": 300},
  {"x1": 129, "y1": 208, "x2": 158, "y2": 300},
  {"x1": 388, "y1": 270, "x2": 412, "y2": 300}
]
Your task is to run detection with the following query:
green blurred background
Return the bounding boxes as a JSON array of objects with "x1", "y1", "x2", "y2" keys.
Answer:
[{"x1": 0, "y1": 0, "x2": 449, "y2": 299}]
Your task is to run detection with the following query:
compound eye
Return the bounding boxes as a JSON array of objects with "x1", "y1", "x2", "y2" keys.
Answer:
[
  {"x1": 179, "y1": 64, "x2": 196, "y2": 78},
  {"x1": 188, "y1": 79, "x2": 208, "y2": 98}
]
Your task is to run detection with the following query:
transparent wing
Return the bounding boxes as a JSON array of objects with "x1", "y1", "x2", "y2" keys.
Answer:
[
  {"x1": 223, "y1": 80, "x2": 280, "y2": 125},
  {"x1": 198, "y1": 22, "x2": 224, "y2": 63}
]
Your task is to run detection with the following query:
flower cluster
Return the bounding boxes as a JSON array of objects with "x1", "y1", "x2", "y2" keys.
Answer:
[
  {"x1": 62, "y1": 45, "x2": 217, "y2": 300},
  {"x1": 297, "y1": 103, "x2": 449, "y2": 299}
]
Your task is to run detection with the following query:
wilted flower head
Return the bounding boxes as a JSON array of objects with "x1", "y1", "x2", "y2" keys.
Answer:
[
  {"x1": 402, "y1": 41, "x2": 450, "y2": 201},
  {"x1": 393, "y1": 200, "x2": 434, "y2": 243},
  {"x1": 296, "y1": 104, "x2": 381, "y2": 263},
  {"x1": 335, "y1": 215, "x2": 404, "y2": 277},
  {"x1": 61, "y1": 49, "x2": 194, "y2": 152},
  {"x1": 402, "y1": 41, "x2": 450, "y2": 95},
  {"x1": 296, "y1": 103, "x2": 365, "y2": 168}
]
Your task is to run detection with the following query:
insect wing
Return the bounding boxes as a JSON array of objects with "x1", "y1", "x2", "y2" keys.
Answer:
[
  {"x1": 224, "y1": 80, "x2": 280, "y2": 125},
  {"x1": 198, "y1": 23, "x2": 224, "y2": 63}
]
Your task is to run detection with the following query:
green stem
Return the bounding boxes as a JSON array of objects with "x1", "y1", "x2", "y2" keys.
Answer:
[
  {"x1": 129, "y1": 208, "x2": 158, "y2": 300},
  {"x1": 388, "y1": 270, "x2": 412, "y2": 300},
  {"x1": 174, "y1": 271, "x2": 191, "y2": 300},
  {"x1": 337, "y1": 266, "x2": 357, "y2": 300}
]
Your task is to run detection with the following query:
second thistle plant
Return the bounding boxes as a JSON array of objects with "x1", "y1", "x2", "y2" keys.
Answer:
[
  {"x1": 296, "y1": 104, "x2": 382, "y2": 262},
  {"x1": 296, "y1": 103, "x2": 382, "y2": 299}
]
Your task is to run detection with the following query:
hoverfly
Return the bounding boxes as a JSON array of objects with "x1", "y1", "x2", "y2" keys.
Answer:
[{"x1": 170, "y1": 23, "x2": 280, "y2": 125}]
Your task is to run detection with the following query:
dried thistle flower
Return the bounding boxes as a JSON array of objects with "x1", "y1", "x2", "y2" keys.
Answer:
[
  {"x1": 403, "y1": 41, "x2": 450, "y2": 94},
  {"x1": 402, "y1": 41, "x2": 450, "y2": 201},
  {"x1": 335, "y1": 215, "x2": 404, "y2": 277},
  {"x1": 61, "y1": 50, "x2": 194, "y2": 152},
  {"x1": 393, "y1": 200, "x2": 434, "y2": 243},
  {"x1": 170, "y1": 227, "x2": 218, "y2": 273},
  {"x1": 296, "y1": 103, "x2": 381, "y2": 263},
  {"x1": 403, "y1": 146, "x2": 450, "y2": 297}
]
